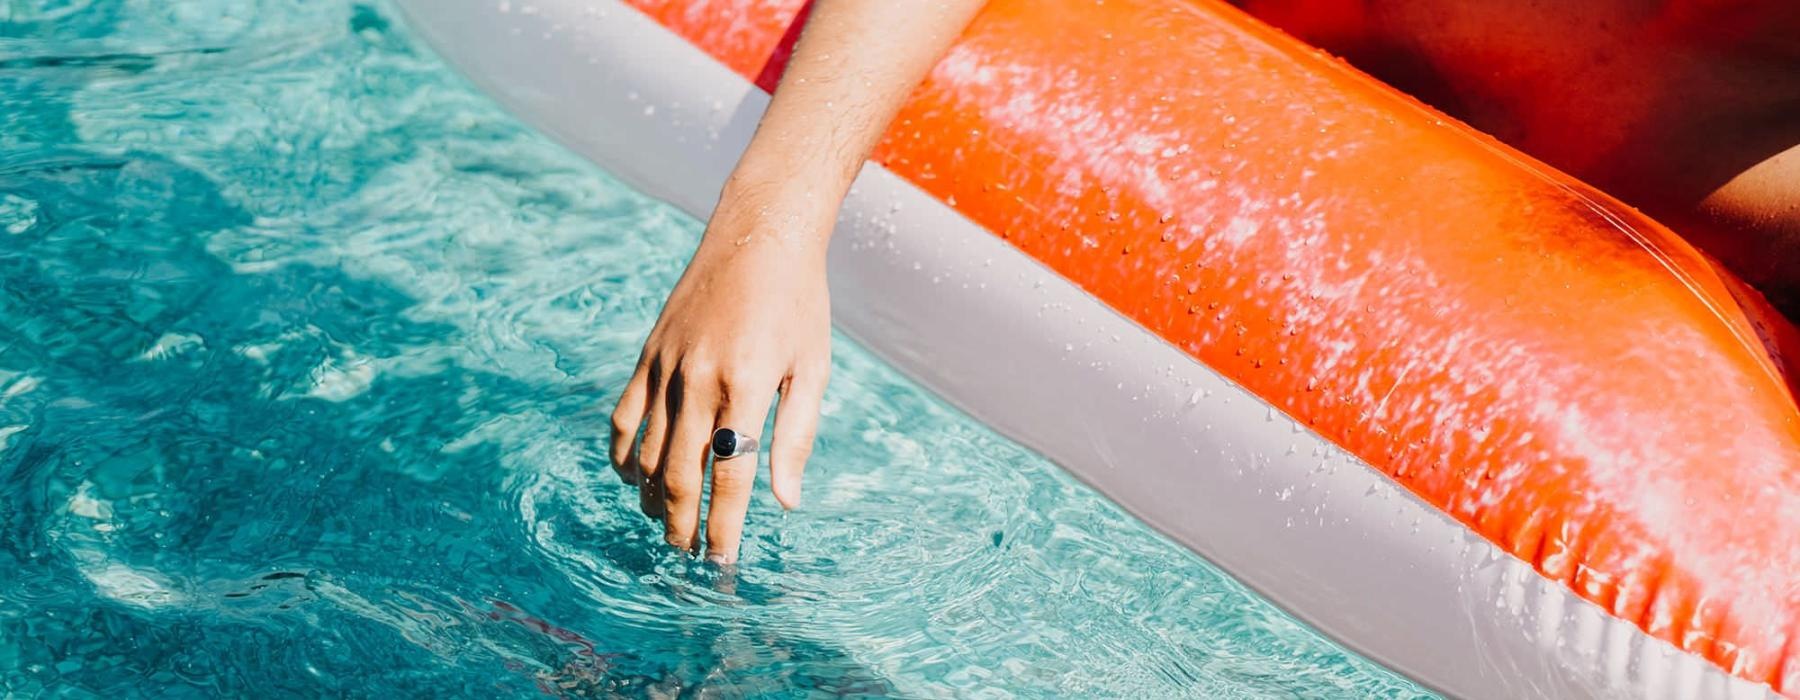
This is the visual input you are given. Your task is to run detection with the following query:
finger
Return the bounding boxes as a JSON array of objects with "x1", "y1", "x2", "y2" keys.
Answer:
[
  {"x1": 770, "y1": 364, "x2": 827, "y2": 510},
  {"x1": 635, "y1": 358, "x2": 670, "y2": 519},
  {"x1": 658, "y1": 366, "x2": 716, "y2": 552},
  {"x1": 608, "y1": 362, "x2": 651, "y2": 484},
  {"x1": 705, "y1": 377, "x2": 777, "y2": 564}
]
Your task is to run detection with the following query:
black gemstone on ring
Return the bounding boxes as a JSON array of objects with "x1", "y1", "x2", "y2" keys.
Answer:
[{"x1": 711, "y1": 428, "x2": 737, "y2": 458}]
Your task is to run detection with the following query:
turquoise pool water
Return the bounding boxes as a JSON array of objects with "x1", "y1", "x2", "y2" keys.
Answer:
[{"x1": 0, "y1": 1, "x2": 1437, "y2": 697}]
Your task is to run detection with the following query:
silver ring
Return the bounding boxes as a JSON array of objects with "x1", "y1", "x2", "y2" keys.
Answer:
[{"x1": 710, "y1": 427, "x2": 758, "y2": 460}]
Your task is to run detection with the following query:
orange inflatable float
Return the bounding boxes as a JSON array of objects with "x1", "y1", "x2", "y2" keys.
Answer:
[{"x1": 397, "y1": 0, "x2": 1800, "y2": 696}]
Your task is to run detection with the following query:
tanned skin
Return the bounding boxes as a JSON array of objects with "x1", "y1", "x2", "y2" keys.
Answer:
[{"x1": 608, "y1": 1, "x2": 988, "y2": 563}]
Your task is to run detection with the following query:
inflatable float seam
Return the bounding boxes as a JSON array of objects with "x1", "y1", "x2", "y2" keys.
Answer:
[{"x1": 1537, "y1": 167, "x2": 1788, "y2": 400}]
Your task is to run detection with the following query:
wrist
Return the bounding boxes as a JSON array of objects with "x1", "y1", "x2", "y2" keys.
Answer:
[
  {"x1": 705, "y1": 169, "x2": 846, "y2": 254},
  {"x1": 724, "y1": 151, "x2": 856, "y2": 205}
]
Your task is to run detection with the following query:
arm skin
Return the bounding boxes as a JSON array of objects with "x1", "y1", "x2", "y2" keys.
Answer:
[{"x1": 608, "y1": 0, "x2": 988, "y2": 563}]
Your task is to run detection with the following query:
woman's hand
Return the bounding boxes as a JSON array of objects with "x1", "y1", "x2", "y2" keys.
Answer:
[
  {"x1": 609, "y1": 186, "x2": 832, "y2": 563},
  {"x1": 608, "y1": 0, "x2": 989, "y2": 562}
]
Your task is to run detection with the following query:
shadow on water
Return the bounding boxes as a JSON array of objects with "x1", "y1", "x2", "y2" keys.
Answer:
[{"x1": 0, "y1": 5, "x2": 897, "y2": 698}]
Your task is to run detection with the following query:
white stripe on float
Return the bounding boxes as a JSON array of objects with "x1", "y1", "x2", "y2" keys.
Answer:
[{"x1": 390, "y1": 1, "x2": 1777, "y2": 698}]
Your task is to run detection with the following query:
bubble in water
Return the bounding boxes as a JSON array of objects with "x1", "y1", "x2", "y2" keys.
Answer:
[{"x1": 1, "y1": 194, "x2": 41, "y2": 235}]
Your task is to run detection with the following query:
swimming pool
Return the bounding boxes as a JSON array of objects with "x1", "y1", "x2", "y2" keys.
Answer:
[{"x1": 0, "y1": 1, "x2": 1435, "y2": 696}]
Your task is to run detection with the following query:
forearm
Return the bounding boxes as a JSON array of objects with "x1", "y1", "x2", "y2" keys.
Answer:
[{"x1": 713, "y1": 0, "x2": 987, "y2": 248}]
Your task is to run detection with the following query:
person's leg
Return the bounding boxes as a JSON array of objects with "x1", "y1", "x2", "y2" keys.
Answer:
[{"x1": 1239, "y1": 0, "x2": 1800, "y2": 312}]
